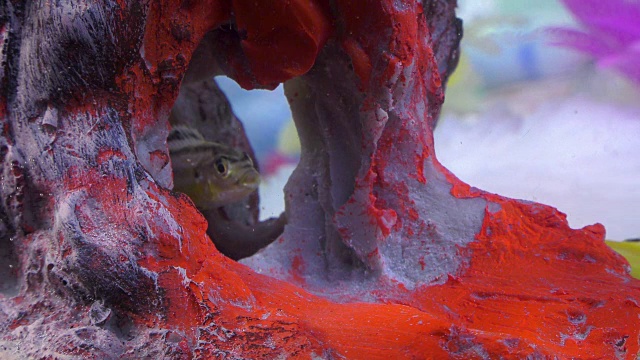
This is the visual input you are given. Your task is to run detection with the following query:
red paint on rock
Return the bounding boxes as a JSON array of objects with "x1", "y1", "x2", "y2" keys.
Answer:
[
  {"x1": 396, "y1": 198, "x2": 640, "y2": 358},
  {"x1": 149, "y1": 149, "x2": 170, "y2": 169},
  {"x1": 414, "y1": 147, "x2": 429, "y2": 184},
  {"x1": 7, "y1": 0, "x2": 637, "y2": 358},
  {"x1": 96, "y1": 148, "x2": 127, "y2": 165},
  {"x1": 290, "y1": 254, "x2": 306, "y2": 285},
  {"x1": 341, "y1": 38, "x2": 373, "y2": 91},
  {"x1": 367, "y1": 200, "x2": 397, "y2": 238},
  {"x1": 230, "y1": 0, "x2": 332, "y2": 89}
]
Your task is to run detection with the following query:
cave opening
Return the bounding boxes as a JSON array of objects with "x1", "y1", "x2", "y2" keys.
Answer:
[
  {"x1": 213, "y1": 75, "x2": 297, "y2": 222},
  {"x1": 166, "y1": 51, "x2": 296, "y2": 261},
  {"x1": 163, "y1": 26, "x2": 368, "y2": 275}
]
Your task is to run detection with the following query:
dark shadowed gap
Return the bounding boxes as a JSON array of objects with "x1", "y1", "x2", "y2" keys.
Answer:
[{"x1": 0, "y1": 233, "x2": 19, "y2": 296}]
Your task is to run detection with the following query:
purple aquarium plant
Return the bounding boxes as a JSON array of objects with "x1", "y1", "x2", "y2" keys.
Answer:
[{"x1": 550, "y1": 0, "x2": 640, "y2": 85}]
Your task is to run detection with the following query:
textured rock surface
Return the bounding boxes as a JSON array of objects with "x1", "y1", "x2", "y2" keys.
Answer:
[{"x1": 0, "y1": 1, "x2": 638, "y2": 359}]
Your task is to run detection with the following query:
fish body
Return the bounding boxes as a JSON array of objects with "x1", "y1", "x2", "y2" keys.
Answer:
[{"x1": 168, "y1": 126, "x2": 260, "y2": 209}]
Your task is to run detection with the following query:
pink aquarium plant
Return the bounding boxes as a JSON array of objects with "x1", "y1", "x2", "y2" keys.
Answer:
[{"x1": 550, "y1": 0, "x2": 640, "y2": 85}]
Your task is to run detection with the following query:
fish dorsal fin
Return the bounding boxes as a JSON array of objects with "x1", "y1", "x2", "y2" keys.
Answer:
[
  {"x1": 168, "y1": 125, "x2": 233, "y2": 169},
  {"x1": 168, "y1": 125, "x2": 205, "y2": 144},
  {"x1": 167, "y1": 125, "x2": 212, "y2": 154}
]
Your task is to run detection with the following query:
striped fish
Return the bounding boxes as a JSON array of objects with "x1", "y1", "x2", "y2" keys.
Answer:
[{"x1": 168, "y1": 126, "x2": 259, "y2": 209}]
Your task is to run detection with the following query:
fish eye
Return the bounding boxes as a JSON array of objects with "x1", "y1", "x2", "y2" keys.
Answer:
[{"x1": 215, "y1": 158, "x2": 228, "y2": 177}]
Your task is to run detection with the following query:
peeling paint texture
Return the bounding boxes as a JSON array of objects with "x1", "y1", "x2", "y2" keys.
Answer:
[{"x1": 0, "y1": 0, "x2": 639, "y2": 359}]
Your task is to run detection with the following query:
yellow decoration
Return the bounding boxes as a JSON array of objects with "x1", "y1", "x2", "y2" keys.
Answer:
[
  {"x1": 277, "y1": 118, "x2": 301, "y2": 155},
  {"x1": 606, "y1": 240, "x2": 640, "y2": 279}
]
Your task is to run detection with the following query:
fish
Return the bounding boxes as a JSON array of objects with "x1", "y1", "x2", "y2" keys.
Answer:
[{"x1": 168, "y1": 126, "x2": 260, "y2": 209}]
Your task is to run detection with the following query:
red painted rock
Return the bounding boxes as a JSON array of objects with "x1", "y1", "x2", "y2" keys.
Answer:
[{"x1": 0, "y1": 0, "x2": 637, "y2": 359}]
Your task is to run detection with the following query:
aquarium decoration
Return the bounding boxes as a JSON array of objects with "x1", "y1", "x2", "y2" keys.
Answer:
[{"x1": 0, "y1": 0, "x2": 638, "y2": 358}]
